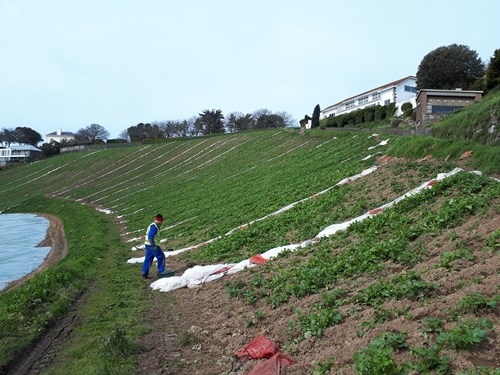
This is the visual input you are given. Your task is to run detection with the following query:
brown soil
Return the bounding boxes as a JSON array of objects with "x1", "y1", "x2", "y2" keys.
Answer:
[
  {"x1": 5, "y1": 162, "x2": 500, "y2": 375},
  {"x1": 135, "y1": 162, "x2": 500, "y2": 375}
]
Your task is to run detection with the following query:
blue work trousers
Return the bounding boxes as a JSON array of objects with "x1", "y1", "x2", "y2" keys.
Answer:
[{"x1": 142, "y1": 245, "x2": 165, "y2": 276}]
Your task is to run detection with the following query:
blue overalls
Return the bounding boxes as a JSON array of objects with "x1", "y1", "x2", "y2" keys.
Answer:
[{"x1": 142, "y1": 222, "x2": 166, "y2": 277}]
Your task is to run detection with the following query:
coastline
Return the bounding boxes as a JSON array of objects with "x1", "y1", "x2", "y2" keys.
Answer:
[{"x1": 2, "y1": 213, "x2": 68, "y2": 293}]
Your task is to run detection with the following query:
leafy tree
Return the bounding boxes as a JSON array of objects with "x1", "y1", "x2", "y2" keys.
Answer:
[
  {"x1": 41, "y1": 142, "x2": 60, "y2": 157},
  {"x1": 401, "y1": 102, "x2": 414, "y2": 117},
  {"x1": 0, "y1": 128, "x2": 18, "y2": 146},
  {"x1": 485, "y1": 48, "x2": 500, "y2": 91},
  {"x1": 126, "y1": 123, "x2": 162, "y2": 142},
  {"x1": 256, "y1": 114, "x2": 285, "y2": 129},
  {"x1": 156, "y1": 119, "x2": 193, "y2": 138},
  {"x1": 15, "y1": 127, "x2": 43, "y2": 146},
  {"x1": 312, "y1": 104, "x2": 321, "y2": 128},
  {"x1": 0, "y1": 127, "x2": 42, "y2": 146},
  {"x1": 198, "y1": 109, "x2": 225, "y2": 135},
  {"x1": 226, "y1": 112, "x2": 254, "y2": 133},
  {"x1": 75, "y1": 123, "x2": 110, "y2": 143},
  {"x1": 416, "y1": 44, "x2": 485, "y2": 90}
]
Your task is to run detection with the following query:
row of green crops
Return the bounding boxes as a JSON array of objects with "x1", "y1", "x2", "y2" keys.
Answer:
[
  {"x1": 221, "y1": 170, "x2": 499, "y2": 373},
  {"x1": 1, "y1": 130, "x2": 386, "y2": 249},
  {"x1": 1, "y1": 130, "x2": 495, "y2": 257},
  {"x1": 231, "y1": 172, "x2": 498, "y2": 307}
]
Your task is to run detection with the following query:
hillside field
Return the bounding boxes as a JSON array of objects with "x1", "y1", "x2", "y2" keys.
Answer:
[{"x1": 0, "y1": 129, "x2": 498, "y2": 375}]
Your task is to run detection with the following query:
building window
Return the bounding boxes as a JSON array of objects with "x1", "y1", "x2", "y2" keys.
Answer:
[
  {"x1": 372, "y1": 92, "x2": 380, "y2": 100},
  {"x1": 404, "y1": 85, "x2": 417, "y2": 93},
  {"x1": 346, "y1": 100, "x2": 355, "y2": 109},
  {"x1": 358, "y1": 95, "x2": 368, "y2": 105},
  {"x1": 431, "y1": 105, "x2": 463, "y2": 114},
  {"x1": 384, "y1": 99, "x2": 391, "y2": 105}
]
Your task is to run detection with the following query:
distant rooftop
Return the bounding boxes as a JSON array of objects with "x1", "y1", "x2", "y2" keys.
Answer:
[
  {"x1": 10, "y1": 145, "x2": 41, "y2": 152},
  {"x1": 323, "y1": 75, "x2": 416, "y2": 111},
  {"x1": 46, "y1": 131, "x2": 75, "y2": 136}
]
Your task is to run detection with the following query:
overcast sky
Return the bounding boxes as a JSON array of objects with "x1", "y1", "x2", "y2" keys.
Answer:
[{"x1": 1, "y1": 0, "x2": 499, "y2": 139}]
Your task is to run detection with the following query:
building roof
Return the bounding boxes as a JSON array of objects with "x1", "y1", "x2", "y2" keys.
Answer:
[
  {"x1": 10, "y1": 145, "x2": 41, "y2": 152},
  {"x1": 416, "y1": 88, "x2": 483, "y2": 100},
  {"x1": 46, "y1": 131, "x2": 75, "y2": 136},
  {"x1": 323, "y1": 75, "x2": 416, "y2": 111}
]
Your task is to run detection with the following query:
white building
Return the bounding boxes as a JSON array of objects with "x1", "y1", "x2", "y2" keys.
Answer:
[
  {"x1": 45, "y1": 128, "x2": 76, "y2": 143},
  {"x1": 322, "y1": 76, "x2": 417, "y2": 118},
  {"x1": 0, "y1": 145, "x2": 42, "y2": 166}
]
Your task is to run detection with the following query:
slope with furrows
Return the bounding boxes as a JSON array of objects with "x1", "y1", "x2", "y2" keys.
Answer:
[{"x1": 0, "y1": 129, "x2": 498, "y2": 375}]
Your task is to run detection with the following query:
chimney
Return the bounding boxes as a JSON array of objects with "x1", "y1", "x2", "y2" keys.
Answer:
[{"x1": 56, "y1": 128, "x2": 62, "y2": 135}]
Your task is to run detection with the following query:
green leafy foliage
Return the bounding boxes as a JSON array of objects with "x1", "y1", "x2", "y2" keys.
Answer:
[
  {"x1": 457, "y1": 293, "x2": 499, "y2": 315},
  {"x1": 295, "y1": 306, "x2": 342, "y2": 338},
  {"x1": 437, "y1": 318, "x2": 493, "y2": 350},
  {"x1": 354, "y1": 333, "x2": 407, "y2": 375},
  {"x1": 411, "y1": 344, "x2": 451, "y2": 374},
  {"x1": 354, "y1": 271, "x2": 436, "y2": 307}
]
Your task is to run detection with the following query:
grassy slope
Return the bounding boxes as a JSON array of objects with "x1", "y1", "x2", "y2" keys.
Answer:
[
  {"x1": 0, "y1": 128, "x2": 498, "y2": 373},
  {"x1": 430, "y1": 90, "x2": 500, "y2": 146}
]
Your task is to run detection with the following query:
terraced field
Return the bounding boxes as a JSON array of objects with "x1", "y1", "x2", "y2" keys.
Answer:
[{"x1": 0, "y1": 129, "x2": 498, "y2": 374}]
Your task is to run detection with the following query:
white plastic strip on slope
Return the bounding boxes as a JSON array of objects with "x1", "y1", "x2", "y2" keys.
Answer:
[
  {"x1": 51, "y1": 146, "x2": 151, "y2": 196},
  {"x1": 0, "y1": 150, "x2": 104, "y2": 194},
  {"x1": 126, "y1": 166, "x2": 379, "y2": 255},
  {"x1": 148, "y1": 167, "x2": 469, "y2": 293}
]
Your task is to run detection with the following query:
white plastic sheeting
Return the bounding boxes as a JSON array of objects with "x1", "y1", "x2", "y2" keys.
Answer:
[
  {"x1": 147, "y1": 168, "x2": 468, "y2": 293},
  {"x1": 368, "y1": 139, "x2": 389, "y2": 150},
  {"x1": 127, "y1": 166, "x2": 379, "y2": 258}
]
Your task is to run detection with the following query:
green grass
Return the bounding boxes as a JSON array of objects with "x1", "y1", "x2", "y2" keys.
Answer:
[
  {"x1": 430, "y1": 90, "x2": 500, "y2": 146},
  {"x1": 0, "y1": 197, "x2": 148, "y2": 373}
]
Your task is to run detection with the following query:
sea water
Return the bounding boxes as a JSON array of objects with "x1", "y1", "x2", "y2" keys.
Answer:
[{"x1": 0, "y1": 213, "x2": 51, "y2": 290}]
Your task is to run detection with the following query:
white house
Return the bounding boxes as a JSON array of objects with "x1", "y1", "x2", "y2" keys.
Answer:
[
  {"x1": 0, "y1": 145, "x2": 42, "y2": 166},
  {"x1": 322, "y1": 76, "x2": 417, "y2": 118},
  {"x1": 45, "y1": 128, "x2": 76, "y2": 143}
]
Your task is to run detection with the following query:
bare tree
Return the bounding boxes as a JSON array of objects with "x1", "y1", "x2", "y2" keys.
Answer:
[{"x1": 75, "y1": 123, "x2": 110, "y2": 143}]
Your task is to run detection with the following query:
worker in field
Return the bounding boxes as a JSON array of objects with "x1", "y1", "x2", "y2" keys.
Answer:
[{"x1": 142, "y1": 214, "x2": 166, "y2": 279}]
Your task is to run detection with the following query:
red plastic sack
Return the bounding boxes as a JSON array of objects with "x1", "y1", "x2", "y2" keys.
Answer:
[
  {"x1": 249, "y1": 254, "x2": 269, "y2": 265},
  {"x1": 248, "y1": 353, "x2": 296, "y2": 375},
  {"x1": 235, "y1": 336, "x2": 279, "y2": 360},
  {"x1": 369, "y1": 207, "x2": 383, "y2": 215}
]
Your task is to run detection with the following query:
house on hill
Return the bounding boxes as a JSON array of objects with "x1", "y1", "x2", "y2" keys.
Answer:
[
  {"x1": 0, "y1": 145, "x2": 42, "y2": 167},
  {"x1": 415, "y1": 88, "x2": 483, "y2": 130},
  {"x1": 45, "y1": 128, "x2": 76, "y2": 144},
  {"x1": 322, "y1": 76, "x2": 417, "y2": 119}
]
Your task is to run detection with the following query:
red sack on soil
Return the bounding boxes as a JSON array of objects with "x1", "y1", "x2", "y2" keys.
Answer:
[
  {"x1": 248, "y1": 353, "x2": 296, "y2": 375},
  {"x1": 369, "y1": 207, "x2": 383, "y2": 215},
  {"x1": 235, "y1": 336, "x2": 279, "y2": 360},
  {"x1": 249, "y1": 254, "x2": 269, "y2": 264}
]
